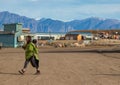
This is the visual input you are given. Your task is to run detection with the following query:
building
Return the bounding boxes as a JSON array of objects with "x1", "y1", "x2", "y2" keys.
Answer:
[
  {"x1": 22, "y1": 28, "x2": 30, "y2": 33},
  {"x1": 35, "y1": 32, "x2": 65, "y2": 40},
  {"x1": 22, "y1": 32, "x2": 65, "y2": 40},
  {"x1": 67, "y1": 31, "x2": 93, "y2": 40},
  {"x1": 0, "y1": 23, "x2": 23, "y2": 48},
  {"x1": 65, "y1": 34, "x2": 83, "y2": 41}
]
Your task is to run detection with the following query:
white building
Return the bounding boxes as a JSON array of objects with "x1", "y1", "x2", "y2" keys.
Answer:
[{"x1": 23, "y1": 32, "x2": 65, "y2": 40}]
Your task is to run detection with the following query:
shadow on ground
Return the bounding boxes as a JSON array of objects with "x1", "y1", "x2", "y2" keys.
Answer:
[
  {"x1": 94, "y1": 74, "x2": 120, "y2": 76},
  {"x1": 0, "y1": 72, "x2": 21, "y2": 75},
  {"x1": 40, "y1": 50, "x2": 120, "y2": 53}
]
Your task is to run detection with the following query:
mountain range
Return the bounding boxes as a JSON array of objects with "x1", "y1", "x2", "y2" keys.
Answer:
[{"x1": 0, "y1": 11, "x2": 120, "y2": 33}]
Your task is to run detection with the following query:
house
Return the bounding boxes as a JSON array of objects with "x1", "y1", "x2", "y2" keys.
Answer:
[
  {"x1": 0, "y1": 23, "x2": 23, "y2": 48},
  {"x1": 65, "y1": 34, "x2": 83, "y2": 41}
]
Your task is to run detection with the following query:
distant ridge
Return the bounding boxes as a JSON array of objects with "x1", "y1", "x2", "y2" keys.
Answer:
[{"x1": 0, "y1": 11, "x2": 120, "y2": 33}]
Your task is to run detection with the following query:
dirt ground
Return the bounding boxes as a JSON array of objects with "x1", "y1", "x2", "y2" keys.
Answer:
[{"x1": 1, "y1": 46, "x2": 120, "y2": 85}]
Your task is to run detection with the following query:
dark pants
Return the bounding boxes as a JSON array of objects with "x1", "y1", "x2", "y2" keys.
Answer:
[{"x1": 24, "y1": 56, "x2": 39, "y2": 69}]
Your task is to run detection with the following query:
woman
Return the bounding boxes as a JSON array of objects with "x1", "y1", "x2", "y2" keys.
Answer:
[{"x1": 19, "y1": 36, "x2": 40, "y2": 75}]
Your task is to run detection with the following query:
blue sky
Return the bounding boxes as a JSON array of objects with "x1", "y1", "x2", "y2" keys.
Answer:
[{"x1": 0, "y1": 0, "x2": 120, "y2": 21}]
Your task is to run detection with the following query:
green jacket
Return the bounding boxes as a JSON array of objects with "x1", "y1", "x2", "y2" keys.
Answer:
[
  {"x1": 33, "y1": 45, "x2": 39, "y2": 60},
  {"x1": 25, "y1": 42, "x2": 39, "y2": 60}
]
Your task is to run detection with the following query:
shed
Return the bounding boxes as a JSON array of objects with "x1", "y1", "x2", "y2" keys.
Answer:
[{"x1": 65, "y1": 34, "x2": 83, "y2": 41}]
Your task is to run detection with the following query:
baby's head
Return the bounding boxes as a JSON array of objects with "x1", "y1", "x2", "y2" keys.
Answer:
[{"x1": 32, "y1": 39, "x2": 37, "y2": 44}]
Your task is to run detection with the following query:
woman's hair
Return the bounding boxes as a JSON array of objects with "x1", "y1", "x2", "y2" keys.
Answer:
[
  {"x1": 27, "y1": 36, "x2": 32, "y2": 40},
  {"x1": 26, "y1": 36, "x2": 32, "y2": 43}
]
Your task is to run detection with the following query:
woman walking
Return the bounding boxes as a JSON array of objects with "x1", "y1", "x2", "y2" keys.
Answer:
[{"x1": 19, "y1": 36, "x2": 40, "y2": 75}]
